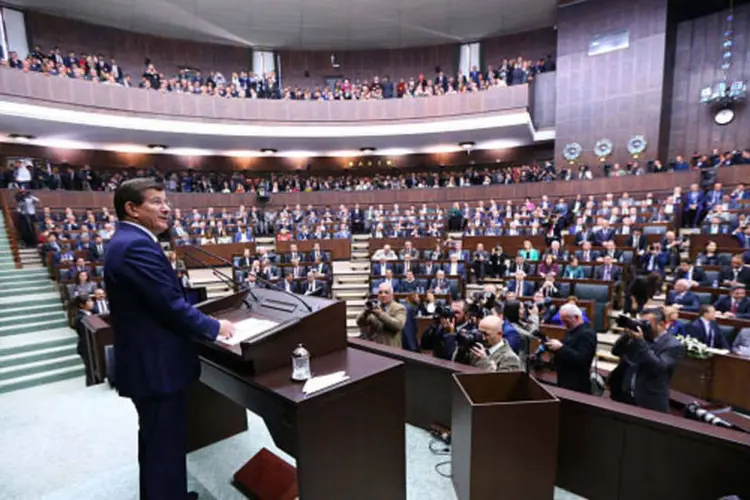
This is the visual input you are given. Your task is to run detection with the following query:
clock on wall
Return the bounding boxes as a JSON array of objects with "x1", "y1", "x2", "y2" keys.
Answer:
[{"x1": 714, "y1": 107, "x2": 736, "y2": 126}]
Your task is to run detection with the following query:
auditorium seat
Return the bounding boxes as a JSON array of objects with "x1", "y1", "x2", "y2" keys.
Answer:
[
  {"x1": 703, "y1": 269, "x2": 720, "y2": 285},
  {"x1": 574, "y1": 283, "x2": 611, "y2": 332},
  {"x1": 581, "y1": 265, "x2": 594, "y2": 279},
  {"x1": 694, "y1": 292, "x2": 713, "y2": 306}
]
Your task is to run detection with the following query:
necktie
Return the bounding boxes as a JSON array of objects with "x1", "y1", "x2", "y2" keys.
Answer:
[
  {"x1": 648, "y1": 256, "x2": 654, "y2": 271},
  {"x1": 516, "y1": 282, "x2": 522, "y2": 295},
  {"x1": 734, "y1": 270, "x2": 739, "y2": 281},
  {"x1": 604, "y1": 267, "x2": 610, "y2": 281},
  {"x1": 707, "y1": 325, "x2": 715, "y2": 347},
  {"x1": 99, "y1": 301, "x2": 107, "y2": 314},
  {"x1": 731, "y1": 300, "x2": 738, "y2": 314}
]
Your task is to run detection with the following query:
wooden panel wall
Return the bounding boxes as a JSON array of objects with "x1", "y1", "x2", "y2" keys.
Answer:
[{"x1": 668, "y1": 3, "x2": 750, "y2": 158}]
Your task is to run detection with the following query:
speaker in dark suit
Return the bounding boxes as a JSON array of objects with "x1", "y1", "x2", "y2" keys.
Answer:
[{"x1": 104, "y1": 179, "x2": 233, "y2": 500}]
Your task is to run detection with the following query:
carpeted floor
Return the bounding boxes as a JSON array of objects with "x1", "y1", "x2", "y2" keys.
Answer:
[{"x1": 0, "y1": 377, "x2": 584, "y2": 500}]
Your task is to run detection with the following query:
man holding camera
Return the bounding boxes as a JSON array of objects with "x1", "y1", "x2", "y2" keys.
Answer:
[
  {"x1": 468, "y1": 315, "x2": 521, "y2": 372},
  {"x1": 610, "y1": 309, "x2": 685, "y2": 413},
  {"x1": 545, "y1": 303, "x2": 597, "y2": 394},
  {"x1": 420, "y1": 301, "x2": 471, "y2": 360},
  {"x1": 356, "y1": 282, "x2": 406, "y2": 348}
]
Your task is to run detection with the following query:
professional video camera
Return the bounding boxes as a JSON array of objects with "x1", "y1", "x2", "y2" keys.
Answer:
[
  {"x1": 364, "y1": 298, "x2": 381, "y2": 311},
  {"x1": 453, "y1": 324, "x2": 484, "y2": 365},
  {"x1": 466, "y1": 291, "x2": 495, "y2": 319},
  {"x1": 615, "y1": 314, "x2": 653, "y2": 339},
  {"x1": 685, "y1": 402, "x2": 737, "y2": 430}
]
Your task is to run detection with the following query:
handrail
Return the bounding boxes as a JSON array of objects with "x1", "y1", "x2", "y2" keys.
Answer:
[{"x1": 0, "y1": 190, "x2": 23, "y2": 268}]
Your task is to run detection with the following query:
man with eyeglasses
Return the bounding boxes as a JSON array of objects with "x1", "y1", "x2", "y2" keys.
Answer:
[
  {"x1": 468, "y1": 315, "x2": 521, "y2": 372},
  {"x1": 104, "y1": 178, "x2": 235, "y2": 500},
  {"x1": 356, "y1": 282, "x2": 406, "y2": 348}
]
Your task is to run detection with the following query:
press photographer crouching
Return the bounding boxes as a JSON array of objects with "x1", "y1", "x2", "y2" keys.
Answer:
[
  {"x1": 356, "y1": 283, "x2": 406, "y2": 348},
  {"x1": 609, "y1": 309, "x2": 686, "y2": 413}
]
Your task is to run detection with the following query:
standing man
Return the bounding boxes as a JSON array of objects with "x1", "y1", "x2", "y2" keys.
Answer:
[
  {"x1": 545, "y1": 303, "x2": 597, "y2": 394},
  {"x1": 356, "y1": 282, "x2": 406, "y2": 348},
  {"x1": 104, "y1": 179, "x2": 235, "y2": 500}
]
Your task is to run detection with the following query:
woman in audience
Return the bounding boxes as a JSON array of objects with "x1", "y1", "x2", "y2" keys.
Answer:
[
  {"x1": 663, "y1": 306, "x2": 687, "y2": 337},
  {"x1": 563, "y1": 257, "x2": 585, "y2": 279},
  {"x1": 199, "y1": 228, "x2": 216, "y2": 246},
  {"x1": 696, "y1": 241, "x2": 720, "y2": 266},
  {"x1": 537, "y1": 253, "x2": 559, "y2": 278},
  {"x1": 71, "y1": 270, "x2": 96, "y2": 298},
  {"x1": 215, "y1": 227, "x2": 232, "y2": 244},
  {"x1": 503, "y1": 299, "x2": 540, "y2": 364},
  {"x1": 519, "y1": 240, "x2": 540, "y2": 261}
]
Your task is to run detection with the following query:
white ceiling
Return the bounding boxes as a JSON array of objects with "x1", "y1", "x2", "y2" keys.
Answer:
[{"x1": 8, "y1": 0, "x2": 557, "y2": 50}]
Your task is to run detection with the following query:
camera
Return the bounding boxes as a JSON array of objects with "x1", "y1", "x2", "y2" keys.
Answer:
[
  {"x1": 615, "y1": 314, "x2": 653, "y2": 339},
  {"x1": 364, "y1": 298, "x2": 380, "y2": 311},
  {"x1": 467, "y1": 291, "x2": 495, "y2": 319},
  {"x1": 453, "y1": 325, "x2": 484, "y2": 365}
]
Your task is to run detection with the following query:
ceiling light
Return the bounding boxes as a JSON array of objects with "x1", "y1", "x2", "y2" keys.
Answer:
[
  {"x1": 459, "y1": 141, "x2": 476, "y2": 150},
  {"x1": 260, "y1": 148, "x2": 278, "y2": 156},
  {"x1": 360, "y1": 147, "x2": 377, "y2": 155},
  {"x1": 148, "y1": 144, "x2": 168, "y2": 152},
  {"x1": 7, "y1": 133, "x2": 35, "y2": 142}
]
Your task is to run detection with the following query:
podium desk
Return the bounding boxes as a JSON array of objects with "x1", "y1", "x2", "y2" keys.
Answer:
[{"x1": 198, "y1": 347, "x2": 406, "y2": 500}]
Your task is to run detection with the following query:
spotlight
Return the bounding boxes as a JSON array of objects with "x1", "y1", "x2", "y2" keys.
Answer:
[
  {"x1": 260, "y1": 148, "x2": 278, "y2": 156},
  {"x1": 459, "y1": 141, "x2": 475, "y2": 150},
  {"x1": 359, "y1": 147, "x2": 376, "y2": 155},
  {"x1": 8, "y1": 133, "x2": 35, "y2": 142},
  {"x1": 148, "y1": 144, "x2": 168, "y2": 152}
]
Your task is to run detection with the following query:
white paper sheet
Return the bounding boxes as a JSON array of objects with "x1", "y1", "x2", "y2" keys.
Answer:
[
  {"x1": 217, "y1": 318, "x2": 279, "y2": 346},
  {"x1": 302, "y1": 371, "x2": 350, "y2": 395}
]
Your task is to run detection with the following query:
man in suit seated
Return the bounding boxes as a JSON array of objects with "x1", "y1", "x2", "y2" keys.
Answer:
[
  {"x1": 574, "y1": 241, "x2": 600, "y2": 263},
  {"x1": 399, "y1": 270, "x2": 421, "y2": 294},
  {"x1": 236, "y1": 248, "x2": 254, "y2": 269},
  {"x1": 333, "y1": 223, "x2": 351, "y2": 239},
  {"x1": 714, "y1": 285, "x2": 750, "y2": 319},
  {"x1": 371, "y1": 244, "x2": 398, "y2": 261},
  {"x1": 594, "y1": 221, "x2": 615, "y2": 247},
  {"x1": 626, "y1": 228, "x2": 648, "y2": 257},
  {"x1": 399, "y1": 241, "x2": 419, "y2": 260},
  {"x1": 467, "y1": 315, "x2": 521, "y2": 372},
  {"x1": 88, "y1": 235, "x2": 107, "y2": 262},
  {"x1": 302, "y1": 271, "x2": 326, "y2": 297},
  {"x1": 277, "y1": 273, "x2": 299, "y2": 294},
  {"x1": 639, "y1": 243, "x2": 668, "y2": 276},
  {"x1": 687, "y1": 305, "x2": 730, "y2": 349},
  {"x1": 285, "y1": 258, "x2": 307, "y2": 280},
  {"x1": 574, "y1": 225, "x2": 595, "y2": 246},
  {"x1": 544, "y1": 241, "x2": 568, "y2": 261},
  {"x1": 702, "y1": 215, "x2": 729, "y2": 236},
  {"x1": 396, "y1": 253, "x2": 416, "y2": 276},
  {"x1": 665, "y1": 279, "x2": 701, "y2": 312},
  {"x1": 430, "y1": 270, "x2": 452, "y2": 296},
  {"x1": 309, "y1": 256, "x2": 330, "y2": 279},
  {"x1": 598, "y1": 240, "x2": 623, "y2": 262},
  {"x1": 67, "y1": 257, "x2": 91, "y2": 281},
  {"x1": 505, "y1": 255, "x2": 530, "y2": 277},
  {"x1": 719, "y1": 254, "x2": 750, "y2": 288},
  {"x1": 308, "y1": 243, "x2": 327, "y2": 263},
  {"x1": 610, "y1": 308, "x2": 685, "y2": 413},
  {"x1": 372, "y1": 269, "x2": 400, "y2": 294},
  {"x1": 593, "y1": 255, "x2": 622, "y2": 283},
  {"x1": 372, "y1": 257, "x2": 394, "y2": 277},
  {"x1": 92, "y1": 287, "x2": 110, "y2": 315},
  {"x1": 282, "y1": 244, "x2": 304, "y2": 264},
  {"x1": 443, "y1": 254, "x2": 466, "y2": 280},
  {"x1": 538, "y1": 275, "x2": 561, "y2": 298},
  {"x1": 674, "y1": 258, "x2": 708, "y2": 287},
  {"x1": 420, "y1": 260, "x2": 439, "y2": 277},
  {"x1": 507, "y1": 270, "x2": 535, "y2": 297}
]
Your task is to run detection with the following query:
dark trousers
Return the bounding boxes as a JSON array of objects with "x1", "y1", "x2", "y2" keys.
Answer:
[{"x1": 132, "y1": 391, "x2": 188, "y2": 500}]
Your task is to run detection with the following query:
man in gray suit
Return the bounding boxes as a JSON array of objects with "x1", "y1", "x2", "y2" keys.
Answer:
[
  {"x1": 467, "y1": 315, "x2": 521, "y2": 372},
  {"x1": 610, "y1": 308, "x2": 685, "y2": 413}
]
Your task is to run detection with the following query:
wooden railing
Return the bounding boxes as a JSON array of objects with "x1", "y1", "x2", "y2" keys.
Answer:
[{"x1": 0, "y1": 190, "x2": 22, "y2": 268}]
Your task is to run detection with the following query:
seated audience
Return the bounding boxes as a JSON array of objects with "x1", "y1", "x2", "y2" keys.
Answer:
[
  {"x1": 686, "y1": 305, "x2": 730, "y2": 350},
  {"x1": 674, "y1": 258, "x2": 708, "y2": 288},
  {"x1": 91, "y1": 287, "x2": 109, "y2": 315},
  {"x1": 665, "y1": 279, "x2": 701, "y2": 312},
  {"x1": 695, "y1": 241, "x2": 720, "y2": 267},
  {"x1": 563, "y1": 257, "x2": 585, "y2": 279},
  {"x1": 713, "y1": 285, "x2": 750, "y2": 319}
]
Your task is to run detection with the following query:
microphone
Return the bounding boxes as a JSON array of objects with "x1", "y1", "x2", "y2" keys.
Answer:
[
  {"x1": 181, "y1": 247, "x2": 259, "y2": 308},
  {"x1": 186, "y1": 245, "x2": 314, "y2": 313}
]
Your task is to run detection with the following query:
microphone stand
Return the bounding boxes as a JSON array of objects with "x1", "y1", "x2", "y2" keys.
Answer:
[
  {"x1": 181, "y1": 248, "x2": 259, "y2": 309},
  {"x1": 186, "y1": 245, "x2": 314, "y2": 313}
]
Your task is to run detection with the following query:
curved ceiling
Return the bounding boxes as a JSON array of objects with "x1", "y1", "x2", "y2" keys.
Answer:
[{"x1": 9, "y1": 0, "x2": 557, "y2": 50}]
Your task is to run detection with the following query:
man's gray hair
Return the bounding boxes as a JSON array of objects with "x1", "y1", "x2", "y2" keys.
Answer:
[
  {"x1": 378, "y1": 282, "x2": 393, "y2": 294},
  {"x1": 559, "y1": 303, "x2": 582, "y2": 319}
]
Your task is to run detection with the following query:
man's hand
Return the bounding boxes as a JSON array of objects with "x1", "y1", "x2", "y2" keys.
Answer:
[
  {"x1": 545, "y1": 338, "x2": 563, "y2": 351},
  {"x1": 470, "y1": 345, "x2": 487, "y2": 359},
  {"x1": 217, "y1": 319, "x2": 235, "y2": 340},
  {"x1": 629, "y1": 326, "x2": 644, "y2": 340}
]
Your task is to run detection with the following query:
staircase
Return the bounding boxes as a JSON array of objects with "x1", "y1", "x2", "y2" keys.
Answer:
[
  {"x1": 332, "y1": 234, "x2": 371, "y2": 336},
  {"x1": 0, "y1": 217, "x2": 81, "y2": 395}
]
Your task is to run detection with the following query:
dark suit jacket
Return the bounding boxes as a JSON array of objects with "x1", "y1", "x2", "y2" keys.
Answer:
[
  {"x1": 104, "y1": 223, "x2": 219, "y2": 398},
  {"x1": 595, "y1": 229, "x2": 615, "y2": 246},
  {"x1": 574, "y1": 231, "x2": 595, "y2": 246},
  {"x1": 719, "y1": 266, "x2": 750, "y2": 288},
  {"x1": 277, "y1": 279, "x2": 299, "y2": 294},
  {"x1": 593, "y1": 265, "x2": 622, "y2": 282},
  {"x1": 665, "y1": 290, "x2": 701, "y2": 312},
  {"x1": 611, "y1": 333, "x2": 685, "y2": 413},
  {"x1": 625, "y1": 234, "x2": 647, "y2": 251},
  {"x1": 674, "y1": 267, "x2": 708, "y2": 286},
  {"x1": 507, "y1": 280, "x2": 535, "y2": 297},
  {"x1": 371, "y1": 262, "x2": 394, "y2": 276},
  {"x1": 574, "y1": 250, "x2": 600, "y2": 263},
  {"x1": 554, "y1": 323, "x2": 597, "y2": 394},
  {"x1": 308, "y1": 250, "x2": 328, "y2": 263},
  {"x1": 713, "y1": 296, "x2": 750, "y2": 319},
  {"x1": 687, "y1": 319, "x2": 730, "y2": 350}
]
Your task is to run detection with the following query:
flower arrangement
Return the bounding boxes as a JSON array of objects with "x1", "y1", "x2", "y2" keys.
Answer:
[{"x1": 675, "y1": 335, "x2": 712, "y2": 360}]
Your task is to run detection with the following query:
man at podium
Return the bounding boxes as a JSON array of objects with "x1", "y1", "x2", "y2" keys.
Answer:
[{"x1": 104, "y1": 179, "x2": 235, "y2": 500}]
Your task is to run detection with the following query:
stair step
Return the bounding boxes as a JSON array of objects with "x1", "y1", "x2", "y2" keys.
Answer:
[
  {"x1": 0, "y1": 285, "x2": 57, "y2": 298},
  {"x1": 0, "y1": 344, "x2": 78, "y2": 369},
  {"x1": 0, "y1": 302, "x2": 63, "y2": 319},
  {"x1": 0, "y1": 294, "x2": 61, "y2": 310},
  {"x1": 0, "y1": 332, "x2": 76, "y2": 356},
  {"x1": 0, "y1": 280, "x2": 53, "y2": 291},
  {"x1": 0, "y1": 318, "x2": 71, "y2": 337},
  {"x1": 0, "y1": 354, "x2": 81, "y2": 381},
  {"x1": 0, "y1": 364, "x2": 85, "y2": 394},
  {"x1": 0, "y1": 310, "x2": 67, "y2": 327}
]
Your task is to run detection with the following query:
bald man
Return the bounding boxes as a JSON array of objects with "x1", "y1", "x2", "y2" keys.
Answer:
[{"x1": 468, "y1": 315, "x2": 521, "y2": 372}]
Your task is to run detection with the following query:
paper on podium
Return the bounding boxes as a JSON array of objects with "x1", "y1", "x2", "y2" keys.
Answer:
[
  {"x1": 302, "y1": 371, "x2": 350, "y2": 395},
  {"x1": 217, "y1": 318, "x2": 279, "y2": 346}
]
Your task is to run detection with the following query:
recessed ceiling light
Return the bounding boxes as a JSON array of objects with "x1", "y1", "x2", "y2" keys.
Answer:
[
  {"x1": 260, "y1": 148, "x2": 278, "y2": 155},
  {"x1": 360, "y1": 147, "x2": 377, "y2": 154},
  {"x1": 148, "y1": 144, "x2": 168, "y2": 152},
  {"x1": 459, "y1": 141, "x2": 476, "y2": 150},
  {"x1": 7, "y1": 133, "x2": 35, "y2": 142}
]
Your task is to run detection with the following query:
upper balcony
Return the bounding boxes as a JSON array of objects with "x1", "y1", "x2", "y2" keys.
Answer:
[{"x1": 0, "y1": 68, "x2": 556, "y2": 155}]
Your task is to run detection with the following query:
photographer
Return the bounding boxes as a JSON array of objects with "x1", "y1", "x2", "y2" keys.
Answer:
[
  {"x1": 467, "y1": 315, "x2": 522, "y2": 372},
  {"x1": 420, "y1": 300, "x2": 471, "y2": 360},
  {"x1": 609, "y1": 309, "x2": 685, "y2": 413},
  {"x1": 545, "y1": 303, "x2": 597, "y2": 394},
  {"x1": 356, "y1": 283, "x2": 406, "y2": 348}
]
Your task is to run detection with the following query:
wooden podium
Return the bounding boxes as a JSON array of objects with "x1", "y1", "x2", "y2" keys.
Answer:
[
  {"x1": 451, "y1": 372, "x2": 559, "y2": 500},
  {"x1": 193, "y1": 288, "x2": 407, "y2": 500}
]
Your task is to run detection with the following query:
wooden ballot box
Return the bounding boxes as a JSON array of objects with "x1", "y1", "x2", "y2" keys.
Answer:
[{"x1": 451, "y1": 372, "x2": 559, "y2": 500}]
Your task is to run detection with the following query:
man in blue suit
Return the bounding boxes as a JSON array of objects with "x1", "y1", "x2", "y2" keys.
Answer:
[
  {"x1": 104, "y1": 179, "x2": 235, "y2": 500},
  {"x1": 687, "y1": 305, "x2": 730, "y2": 350},
  {"x1": 665, "y1": 279, "x2": 701, "y2": 312},
  {"x1": 683, "y1": 183, "x2": 704, "y2": 227}
]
